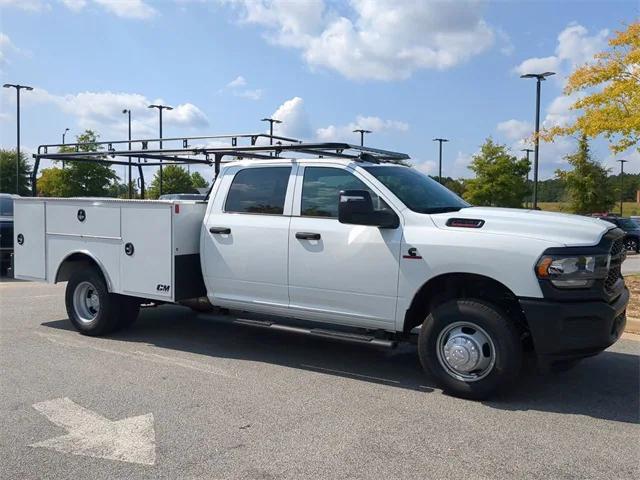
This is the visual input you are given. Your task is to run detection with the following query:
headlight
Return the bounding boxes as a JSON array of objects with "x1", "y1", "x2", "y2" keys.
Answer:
[{"x1": 535, "y1": 254, "x2": 610, "y2": 288}]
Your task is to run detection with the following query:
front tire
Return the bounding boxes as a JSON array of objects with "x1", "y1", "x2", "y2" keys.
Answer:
[
  {"x1": 418, "y1": 299, "x2": 523, "y2": 400},
  {"x1": 624, "y1": 237, "x2": 639, "y2": 253},
  {"x1": 65, "y1": 268, "x2": 132, "y2": 336}
]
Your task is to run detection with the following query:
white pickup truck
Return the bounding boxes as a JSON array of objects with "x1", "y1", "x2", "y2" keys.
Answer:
[{"x1": 14, "y1": 150, "x2": 629, "y2": 399}]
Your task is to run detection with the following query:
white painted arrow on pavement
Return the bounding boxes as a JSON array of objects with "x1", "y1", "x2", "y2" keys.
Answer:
[{"x1": 30, "y1": 397, "x2": 156, "y2": 465}]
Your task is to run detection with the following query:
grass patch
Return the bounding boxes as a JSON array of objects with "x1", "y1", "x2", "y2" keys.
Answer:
[
  {"x1": 625, "y1": 274, "x2": 640, "y2": 320},
  {"x1": 537, "y1": 202, "x2": 640, "y2": 216}
]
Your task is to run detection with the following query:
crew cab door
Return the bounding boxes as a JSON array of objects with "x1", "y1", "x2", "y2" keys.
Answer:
[
  {"x1": 288, "y1": 164, "x2": 402, "y2": 328},
  {"x1": 202, "y1": 164, "x2": 295, "y2": 311}
]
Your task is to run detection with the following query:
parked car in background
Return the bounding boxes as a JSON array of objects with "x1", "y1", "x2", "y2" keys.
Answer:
[
  {"x1": 0, "y1": 193, "x2": 17, "y2": 275},
  {"x1": 597, "y1": 216, "x2": 640, "y2": 252}
]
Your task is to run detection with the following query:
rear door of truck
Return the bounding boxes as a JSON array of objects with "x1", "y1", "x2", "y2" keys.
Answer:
[{"x1": 13, "y1": 199, "x2": 46, "y2": 280}]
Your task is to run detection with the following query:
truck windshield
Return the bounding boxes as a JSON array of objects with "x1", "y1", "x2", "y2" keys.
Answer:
[{"x1": 363, "y1": 166, "x2": 469, "y2": 214}]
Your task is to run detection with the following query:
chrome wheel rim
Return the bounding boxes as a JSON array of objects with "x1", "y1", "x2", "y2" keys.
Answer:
[
  {"x1": 73, "y1": 281, "x2": 100, "y2": 324},
  {"x1": 436, "y1": 321, "x2": 496, "y2": 382}
]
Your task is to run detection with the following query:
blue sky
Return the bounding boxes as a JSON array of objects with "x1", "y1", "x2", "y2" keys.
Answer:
[{"x1": 0, "y1": 0, "x2": 638, "y2": 184}]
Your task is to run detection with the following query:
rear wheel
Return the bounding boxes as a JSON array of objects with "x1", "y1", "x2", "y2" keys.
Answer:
[
  {"x1": 65, "y1": 268, "x2": 134, "y2": 336},
  {"x1": 418, "y1": 299, "x2": 523, "y2": 400}
]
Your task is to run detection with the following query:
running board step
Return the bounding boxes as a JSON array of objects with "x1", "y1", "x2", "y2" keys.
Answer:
[{"x1": 234, "y1": 318, "x2": 396, "y2": 348}]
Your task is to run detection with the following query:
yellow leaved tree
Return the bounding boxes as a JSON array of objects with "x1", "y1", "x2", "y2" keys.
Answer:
[{"x1": 545, "y1": 22, "x2": 639, "y2": 154}]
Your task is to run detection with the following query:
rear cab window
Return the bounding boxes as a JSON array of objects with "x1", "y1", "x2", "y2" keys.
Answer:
[{"x1": 225, "y1": 167, "x2": 292, "y2": 215}]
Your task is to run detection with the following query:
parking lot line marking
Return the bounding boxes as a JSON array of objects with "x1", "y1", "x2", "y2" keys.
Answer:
[
  {"x1": 30, "y1": 397, "x2": 156, "y2": 465},
  {"x1": 35, "y1": 331, "x2": 235, "y2": 378}
]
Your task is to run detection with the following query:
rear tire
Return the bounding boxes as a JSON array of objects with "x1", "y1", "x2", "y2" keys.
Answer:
[
  {"x1": 418, "y1": 299, "x2": 523, "y2": 400},
  {"x1": 65, "y1": 268, "x2": 126, "y2": 336}
]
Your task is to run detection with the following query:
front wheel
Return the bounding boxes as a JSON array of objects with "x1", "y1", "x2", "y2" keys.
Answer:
[
  {"x1": 624, "y1": 237, "x2": 639, "y2": 253},
  {"x1": 418, "y1": 299, "x2": 523, "y2": 400}
]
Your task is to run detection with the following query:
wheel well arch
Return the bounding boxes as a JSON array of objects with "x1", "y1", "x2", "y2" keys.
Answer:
[
  {"x1": 403, "y1": 273, "x2": 529, "y2": 337},
  {"x1": 55, "y1": 251, "x2": 113, "y2": 292}
]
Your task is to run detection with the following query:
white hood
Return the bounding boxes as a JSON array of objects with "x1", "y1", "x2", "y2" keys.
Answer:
[{"x1": 430, "y1": 207, "x2": 614, "y2": 247}]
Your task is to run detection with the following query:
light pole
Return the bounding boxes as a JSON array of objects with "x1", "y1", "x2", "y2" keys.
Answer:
[
  {"x1": 433, "y1": 138, "x2": 449, "y2": 183},
  {"x1": 62, "y1": 127, "x2": 70, "y2": 168},
  {"x1": 148, "y1": 104, "x2": 173, "y2": 196},
  {"x1": 521, "y1": 148, "x2": 534, "y2": 208},
  {"x1": 520, "y1": 71, "x2": 555, "y2": 209},
  {"x1": 617, "y1": 159, "x2": 628, "y2": 216},
  {"x1": 3, "y1": 83, "x2": 33, "y2": 194},
  {"x1": 122, "y1": 109, "x2": 132, "y2": 198},
  {"x1": 261, "y1": 117, "x2": 282, "y2": 145}
]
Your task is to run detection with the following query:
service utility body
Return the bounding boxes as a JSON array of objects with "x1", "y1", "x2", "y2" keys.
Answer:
[{"x1": 13, "y1": 135, "x2": 629, "y2": 399}]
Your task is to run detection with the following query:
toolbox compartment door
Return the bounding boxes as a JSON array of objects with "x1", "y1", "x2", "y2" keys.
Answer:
[
  {"x1": 120, "y1": 204, "x2": 173, "y2": 300},
  {"x1": 13, "y1": 200, "x2": 46, "y2": 280}
]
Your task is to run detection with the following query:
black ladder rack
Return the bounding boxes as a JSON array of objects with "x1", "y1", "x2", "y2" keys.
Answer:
[{"x1": 32, "y1": 131, "x2": 410, "y2": 198}]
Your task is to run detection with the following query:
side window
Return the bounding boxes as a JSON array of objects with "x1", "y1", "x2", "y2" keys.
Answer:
[
  {"x1": 225, "y1": 167, "x2": 291, "y2": 215},
  {"x1": 301, "y1": 167, "x2": 391, "y2": 218}
]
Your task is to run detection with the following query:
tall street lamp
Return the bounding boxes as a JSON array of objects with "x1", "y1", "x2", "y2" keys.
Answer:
[
  {"x1": 617, "y1": 159, "x2": 628, "y2": 216},
  {"x1": 520, "y1": 71, "x2": 555, "y2": 209},
  {"x1": 353, "y1": 129, "x2": 372, "y2": 147},
  {"x1": 122, "y1": 109, "x2": 133, "y2": 198},
  {"x1": 521, "y1": 148, "x2": 534, "y2": 208},
  {"x1": 3, "y1": 83, "x2": 33, "y2": 194},
  {"x1": 433, "y1": 138, "x2": 449, "y2": 183},
  {"x1": 148, "y1": 104, "x2": 173, "y2": 196},
  {"x1": 261, "y1": 117, "x2": 282, "y2": 145}
]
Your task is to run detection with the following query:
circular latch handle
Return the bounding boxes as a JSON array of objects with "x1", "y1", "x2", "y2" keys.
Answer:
[
  {"x1": 77, "y1": 209, "x2": 86, "y2": 222},
  {"x1": 124, "y1": 242, "x2": 135, "y2": 256},
  {"x1": 17, "y1": 233, "x2": 24, "y2": 245}
]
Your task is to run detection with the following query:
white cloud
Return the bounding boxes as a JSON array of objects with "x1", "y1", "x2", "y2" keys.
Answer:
[
  {"x1": 269, "y1": 96, "x2": 312, "y2": 139},
  {"x1": 513, "y1": 56, "x2": 561, "y2": 77},
  {"x1": 0, "y1": 0, "x2": 50, "y2": 12},
  {"x1": 0, "y1": 33, "x2": 16, "y2": 64},
  {"x1": 227, "y1": 75, "x2": 247, "y2": 88},
  {"x1": 18, "y1": 88, "x2": 209, "y2": 138},
  {"x1": 230, "y1": 0, "x2": 495, "y2": 81},
  {"x1": 61, "y1": 0, "x2": 87, "y2": 12},
  {"x1": 93, "y1": 0, "x2": 156, "y2": 19},
  {"x1": 224, "y1": 75, "x2": 262, "y2": 100},
  {"x1": 514, "y1": 23, "x2": 608, "y2": 79},
  {"x1": 316, "y1": 115, "x2": 408, "y2": 142},
  {"x1": 496, "y1": 119, "x2": 533, "y2": 145},
  {"x1": 235, "y1": 89, "x2": 263, "y2": 100}
]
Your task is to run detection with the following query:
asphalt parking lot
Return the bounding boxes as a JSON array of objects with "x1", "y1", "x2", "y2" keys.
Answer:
[{"x1": 1, "y1": 280, "x2": 639, "y2": 480}]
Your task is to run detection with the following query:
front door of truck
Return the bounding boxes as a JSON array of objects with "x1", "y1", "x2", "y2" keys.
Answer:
[
  {"x1": 202, "y1": 164, "x2": 295, "y2": 311},
  {"x1": 288, "y1": 165, "x2": 402, "y2": 328}
]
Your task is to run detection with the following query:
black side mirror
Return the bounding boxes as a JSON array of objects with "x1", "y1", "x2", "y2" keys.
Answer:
[{"x1": 338, "y1": 190, "x2": 399, "y2": 229}]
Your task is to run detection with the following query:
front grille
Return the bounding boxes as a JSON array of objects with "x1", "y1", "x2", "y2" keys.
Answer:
[{"x1": 605, "y1": 237, "x2": 625, "y2": 293}]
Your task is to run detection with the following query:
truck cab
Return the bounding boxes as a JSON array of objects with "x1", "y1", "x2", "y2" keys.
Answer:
[{"x1": 14, "y1": 135, "x2": 629, "y2": 399}]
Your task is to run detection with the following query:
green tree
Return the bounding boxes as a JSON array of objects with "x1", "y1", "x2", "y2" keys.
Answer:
[
  {"x1": 37, "y1": 168, "x2": 70, "y2": 197},
  {"x1": 148, "y1": 165, "x2": 196, "y2": 198},
  {"x1": 190, "y1": 171, "x2": 209, "y2": 190},
  {"x1": 463, "y1": 138, "x2": 530, "y2": 207},
  {"x1": 555, "y1": 135, "x2": 615, "y2": 214},
  {"x1": 0, "y1": 149, "x2": 32, "y2": 195},
  {"x1": 39, "y1": 130, "x2": 118, "y2": 197}
]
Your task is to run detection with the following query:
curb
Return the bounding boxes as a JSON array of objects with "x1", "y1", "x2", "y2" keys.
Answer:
[{"x1": 626, "y1": 317, "x2": 640, "y2": 335}]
